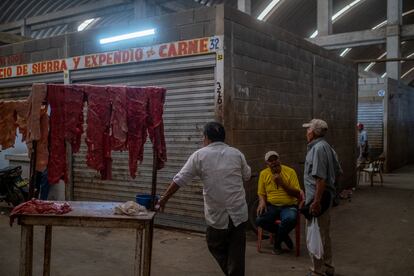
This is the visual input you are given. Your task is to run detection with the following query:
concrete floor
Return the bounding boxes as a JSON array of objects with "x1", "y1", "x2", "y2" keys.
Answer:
[{"x1": 1, "y1": 164, "x2": 414, "y2": 276}]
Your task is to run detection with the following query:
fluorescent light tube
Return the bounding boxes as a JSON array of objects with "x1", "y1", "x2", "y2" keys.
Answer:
[
  {"x1": 100, "y1": 28, "x2": 156, "y2": 44},
  {"x1": 78, "y1": 19, "x2": 95, "y2": 32},
  {"x1": 257, "y1": 0, "x2": 281, "y2": 21}
]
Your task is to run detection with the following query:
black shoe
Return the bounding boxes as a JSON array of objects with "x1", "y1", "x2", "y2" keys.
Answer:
[
  {"x1": 272, "y1": 247, "x2": 283, "y2": 255},
  {"x1": 284, "y1": 236, "x2": 294, "y2": 250}
]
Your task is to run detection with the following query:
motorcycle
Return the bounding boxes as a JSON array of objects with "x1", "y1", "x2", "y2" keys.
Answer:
[{"x1": 0, "y1": 165, "x2": 29, "y2": 207}]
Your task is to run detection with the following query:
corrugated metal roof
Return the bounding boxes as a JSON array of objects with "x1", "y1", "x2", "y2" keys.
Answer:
[{"x1": 0, "y1": 0, "x2": 413, "y2": 84}]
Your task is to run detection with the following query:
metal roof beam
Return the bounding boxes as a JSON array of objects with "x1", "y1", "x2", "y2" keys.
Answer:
[
  {"x1": 0, "y1": 32, "x2": 30, "y2": 44},
  {"x1": 308, "y1": 24, "x2": 414, "y2": 50},
  {"x1": 0, "y1": 0, "x2": 131, "y2": 32},
  {"x1": 29, "y1": 4, "x2": 133, "y2": 32}
]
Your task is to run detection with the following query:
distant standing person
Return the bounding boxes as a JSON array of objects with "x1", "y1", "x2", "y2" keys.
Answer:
[
  {"x1": 31, "y1": 104, "x2": 50, "y2": 200},
  {"x1": 157, "y1": 122, "x2": 251, "y2": 276},
  {"x1": 302, "y1": 119, "x2": 342, "y2": 276},
  {"x1": 357, "y1": 122, "x2": 369, "y2": 162}
]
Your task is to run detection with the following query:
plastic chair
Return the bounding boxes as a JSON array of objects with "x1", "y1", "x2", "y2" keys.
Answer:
[
  {"x1": 256, "y1": 192, "x2": 304, "y2": 256},
  {"x1": 357, "y1": 158, "x2": 384, "y2": 187}
]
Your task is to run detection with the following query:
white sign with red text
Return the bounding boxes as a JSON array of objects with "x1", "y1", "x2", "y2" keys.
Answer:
[{"x1": 0, "y1": 36, "x2": 223, "y2": 79}]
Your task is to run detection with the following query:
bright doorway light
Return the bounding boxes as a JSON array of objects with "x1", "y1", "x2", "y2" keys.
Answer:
[{"x1": 100, "y1": 28, "x2": 156, "y2": 44}]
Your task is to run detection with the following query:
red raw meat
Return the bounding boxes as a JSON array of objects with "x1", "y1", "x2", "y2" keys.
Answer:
[
  {"x1": 85, "y1": 85, "x2": 112, "y2": 179},
  {"x1": 27, "y1": 83, "x2": 47, "y2": 142},
  {"x1": 109, "y1": 86, "x2": 128, "y2": 151},
  {"x1": 9, "y1": 199, "x2": 72, "y2": 226},
  {"x1": 126, "y1": 88, "x2": 148, "y2": 178},
  {"x1": 47, "y1": 84, "x2": 67, "y2": 184},
  {"x1": 146, "y1": 87, "x2": 167, "y2": 170},
  {"x1": 65, "y1": 85, "x2": 85, "y2": 153}
]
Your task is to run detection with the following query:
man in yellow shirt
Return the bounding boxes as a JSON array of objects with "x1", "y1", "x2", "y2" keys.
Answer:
[{"x1": 256, "y1": 151, "x2": 302, "y2": 255}]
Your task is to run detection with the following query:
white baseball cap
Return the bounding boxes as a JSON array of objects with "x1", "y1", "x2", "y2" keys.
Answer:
[
  {"x1": 265, "y1": 151, "x2": 279, "y2": 161},
  {"x1": 302, "y1": 118, "x2": 328, "y2": 130}
]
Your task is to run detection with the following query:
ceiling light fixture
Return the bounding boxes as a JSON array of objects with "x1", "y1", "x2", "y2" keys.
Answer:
[
  {"x1": 364, "y1": 52, "x2": 387, "y2": 72},
  {"x1": 372, "y1": 9, "x2": 413, "y2": 30},
  {"x1": 371, "y1": 20, "x2": 387, "y2": 30},
  {"x1": 309, "y1": 0, "x2": 363, "y2": 38},
  {"x1": 401, "y1": 52, "x2": 414, "y2": 63},
  {"x1": 340, "y1": 48, "x2": 352, "y2": 57},
  {"x1": 257, "y1": 0, "x2": 281, "y2": 21},
  {"x1": 78, "y1": 18, "x2": 95, "y2": 32},
  {"x1": 401, "y1": 67, "x2": 414, "y2": 79},
  {"x1": 381, "y1": 72, "x2": 387, "y2": 78},
  {"x1": 331, "y1": 0, "x2": 362, "y2": 21},
  {"x1": 99, "y1": 28, "x2": 156, "y2": 44},
  {"x1": 310, "y1": 30, "x2": 318, "y2": 38}
]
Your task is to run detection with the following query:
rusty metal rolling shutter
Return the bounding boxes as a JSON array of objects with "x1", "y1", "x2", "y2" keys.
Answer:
[
  {"x1": 358, "y1": 100, "x2": 384, "y2": 158},
  {"x1": 70, "y1": 54, "x2": 216, "y2": 231}
]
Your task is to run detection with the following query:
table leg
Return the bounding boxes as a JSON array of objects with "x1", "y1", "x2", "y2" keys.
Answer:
[
  {"x1": 143, "y1": 221, "x2": 153, "y2": 276},
  {"x1": 19, "y1": 225, "x2": 33, "y2": 276},
  {"x1": 43, "y1": 226, "x2": 52, "y2": 276},
  {"x1": 134, "y1": 228, "x2": 143, "y2": 276}
]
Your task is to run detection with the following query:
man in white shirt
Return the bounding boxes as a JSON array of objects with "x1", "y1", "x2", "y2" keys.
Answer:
[{"x1": 157, "y1": 121, "x2": 251, "y2": 276}]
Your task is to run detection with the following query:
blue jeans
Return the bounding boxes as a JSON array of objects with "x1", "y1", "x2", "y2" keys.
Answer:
[
  {"x1": 256, "y1": 204, "x2": 297, "y2": 247},
  {"x1": 35, "y1": 170, "x2": 49, "y2": 200}
]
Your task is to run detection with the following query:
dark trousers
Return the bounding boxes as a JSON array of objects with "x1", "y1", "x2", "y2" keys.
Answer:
[
  {"x1": 35, "y1": 170, "x2": 49, "y2": 200},
  {"x1": 206, "y1": 219, "x2": 246, "y2": 276}
]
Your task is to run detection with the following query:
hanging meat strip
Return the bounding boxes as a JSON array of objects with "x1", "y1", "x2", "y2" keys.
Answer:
[
  {"x1": 146, "y1": 87, "x2": 167, "y2": 170},
  {"x1": 108, "y1": 86, "x2": 128, "y2": 151},
  {"x1": 35, "y1": 107, "x2": 49, "y2": 172},
  {"x1": 65, "y1": 85, "x2": 84, "y2": 153},
  {"x1": 0, "y1": 101, "x2": 17, "y2": 149},
  {"x1": 126, "y1": 87, "x2": 148, "y2": 178},
  {"x1": 85, "y1": 85, "x2": 112, "y2": 179},
  {"x1": 27, "y1": 107, "x2": 49, "y2": 172},
  {"x1": 15, "y1": 100, "x2": 29, "y2": 142},
  {"x1": 47, "y1": 84, "x2": 67, "y2": 184},
  {"x1": 27, "y1": 83, "x2": 47, "y2": 142}
]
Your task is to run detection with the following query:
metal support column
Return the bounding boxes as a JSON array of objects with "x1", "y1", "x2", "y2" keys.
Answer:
[
  {"x1": 386, "y1": 0, "x2": 402, "y2": 80},
  {"x1": 237, "y1": 0, "x2": 251, "y2": 15},
  {"x1": 317, "y1": 0, "x2": 332, "y2": 36}
]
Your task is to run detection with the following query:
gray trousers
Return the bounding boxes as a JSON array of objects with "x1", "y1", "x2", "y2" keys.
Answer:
[
  {"x1": 306, "y1": 209, "x2": 334, "y2": 275},
  {"x1": 206, "y1": 219, "x2": 246, "y2": 276}
]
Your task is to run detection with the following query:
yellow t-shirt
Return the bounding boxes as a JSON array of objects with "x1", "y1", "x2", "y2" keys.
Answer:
[{"x1": 257, "y1": 165, "x2": 300, "y2": 206}]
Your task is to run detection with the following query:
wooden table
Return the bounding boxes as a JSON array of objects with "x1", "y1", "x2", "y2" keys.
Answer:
[{"x1": 16, "y1": 201, "x2": 155, "y2": 276}]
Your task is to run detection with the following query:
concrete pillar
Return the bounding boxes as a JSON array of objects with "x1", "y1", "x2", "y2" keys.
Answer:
[
  {"x1": 134, "y1": 0, "x2": 146, "y2": 19},
  {"x1": 386, "y1": 0, "x2": 402, "y2": 80},
  {"x1": 317, "y1": 0, "x2": 332, "y2": 36},
  {"x1": 238, "y1": 0, "x2": 251, "y2": 15},
  {"x1": 20, "y1": 18, "x2": 31, "y2": 37}
]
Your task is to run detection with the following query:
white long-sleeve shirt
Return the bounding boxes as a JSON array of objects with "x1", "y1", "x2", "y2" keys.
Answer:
[{"x1": 173, "y1": 142, "x2": 251, "y2": 229}]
